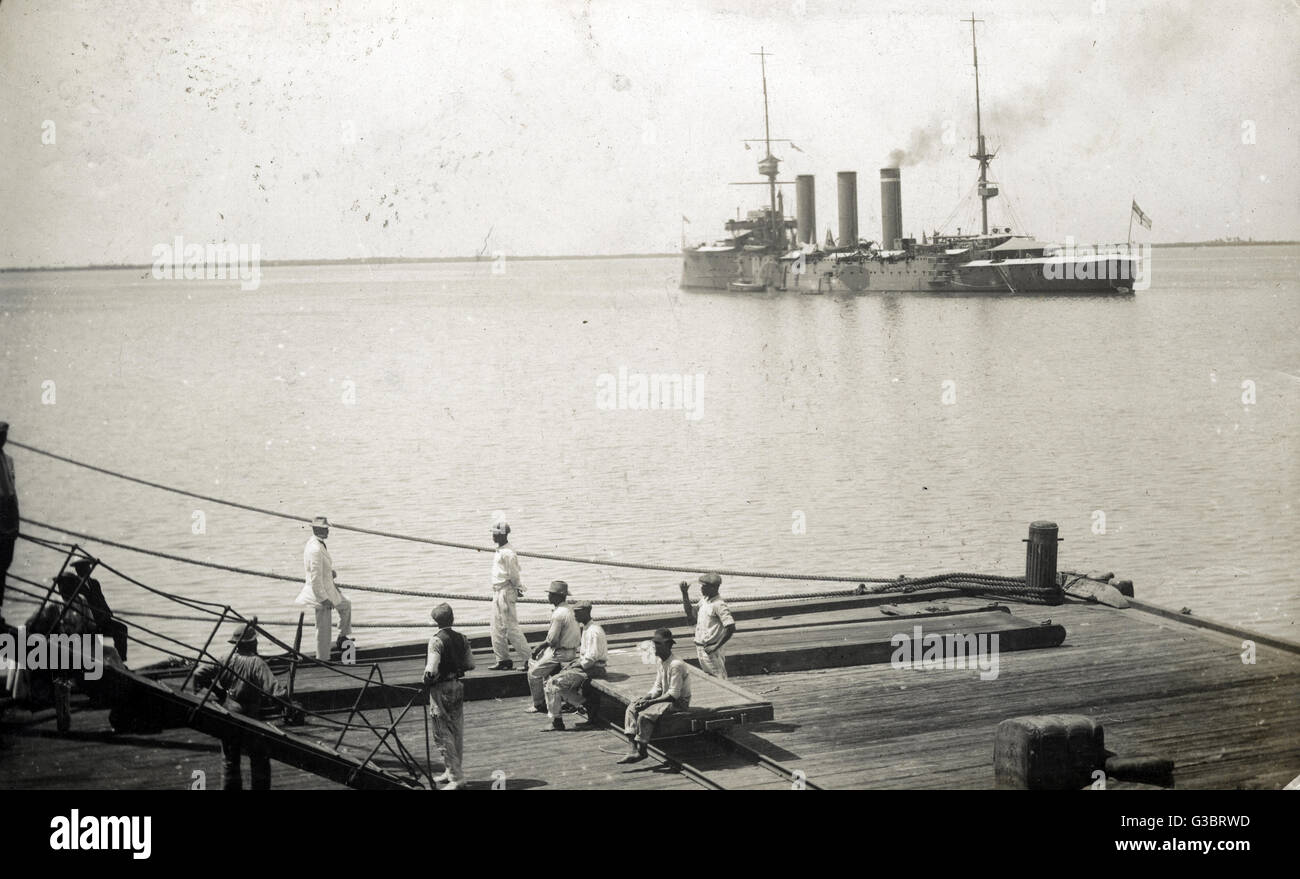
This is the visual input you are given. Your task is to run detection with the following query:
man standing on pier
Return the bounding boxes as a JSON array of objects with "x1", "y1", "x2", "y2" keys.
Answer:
[
  {"x1": 295, "y1": 516, "x2": 353, "y2": 661},
  {"x1": 488, "y1": 520, "x2": 530, "y2": 670},
  {"x1": 681, "y1": 572, "x2": 735, "y2": 679},
  {"x1": 192, "y1": 619, "x2": 286, "y2": 790},
  {"x1": 424, "y1": 602, "x2": 474, "y2": 790},
  {"x1": 618, "y1": 628, "x2": 691, "y2": 764},
  {"x1": 69, "y1": 558, "x2": 129, "y2": 660},
  {"x1": 526, "y1": 581, "x2": 580, "y2": 725},
  {"x1": 543, "y1": 601, "x2": 607, "y2": 730},
  {"x1": 0, "y1": 422, "x2": 18, "y2": 629}
]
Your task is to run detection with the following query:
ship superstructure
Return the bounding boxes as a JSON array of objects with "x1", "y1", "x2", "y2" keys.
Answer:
[{"x1": 681, "y1": 20, "x2": 1139, "y2": 294}]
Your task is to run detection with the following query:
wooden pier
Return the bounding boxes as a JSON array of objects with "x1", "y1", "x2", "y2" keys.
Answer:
[{"x1": 2, "y1": 589, "x2": 1297, "y2": 790}]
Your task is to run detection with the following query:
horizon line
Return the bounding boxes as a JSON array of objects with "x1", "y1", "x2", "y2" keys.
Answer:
[{"x1": 2, "y1": 239, "x2": 1297, "y2": 273}]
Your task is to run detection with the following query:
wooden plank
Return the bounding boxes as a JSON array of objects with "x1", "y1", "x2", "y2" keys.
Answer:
[
  {"x1": 587, "y1": 647, "x2": 774, "y2": 739},
  {"x1": 689, "y1": 611, "x2": 1065, "y2": 676}
]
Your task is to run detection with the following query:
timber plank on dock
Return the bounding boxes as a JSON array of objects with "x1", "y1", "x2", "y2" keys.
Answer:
[
  {"x1": 680, "y1": 609, "x2": 1065, "y2": 676},
  {"x1": 265, "y1": 601, "x2": 1042, "y2": 711},
  {"x1": 586, "y1": 647, "x2": 775, "y2": 738}
]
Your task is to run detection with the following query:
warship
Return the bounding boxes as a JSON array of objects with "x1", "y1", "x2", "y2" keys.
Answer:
[{"x1": 681, "y1": 20, "x2": 1140, "y2": 294}]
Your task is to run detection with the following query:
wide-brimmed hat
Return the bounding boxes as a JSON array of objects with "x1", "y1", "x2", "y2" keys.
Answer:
[
  {"x1": 651, "y1": 627, "x2": 676, "y2": 645},
  {"x1": 71, "y1": 559, "x2": 97, "y2": 573},
  {"x1": 491, "y1": 520, "x2": 511, "y2": 536},
  {"x1": 548, "y1": 580, "x2": 569, "y2": 596},
  {"x1": 311, "y1": 516, "x2": 331, "y2": 529},
  {"x1": 228, "y1": 620, "x2": 259, "y2": 645}
]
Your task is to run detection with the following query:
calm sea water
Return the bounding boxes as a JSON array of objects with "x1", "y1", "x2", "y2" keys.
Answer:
[{"x1": 1, "y1": 245, "x2": 1297, "y2": 663}]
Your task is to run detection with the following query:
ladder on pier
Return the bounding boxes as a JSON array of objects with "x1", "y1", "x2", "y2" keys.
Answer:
[{"x1": 105, "y1": 664, "x2": 424, "y2": 790}]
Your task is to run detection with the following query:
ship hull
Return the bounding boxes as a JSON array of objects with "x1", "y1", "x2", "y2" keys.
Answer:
[
  {"x1": 682, "y1": 250, "x2": 1138, "y2": 294},
  {"x1": 681, "y1": 248, "x2": 857, "y2": 293}
]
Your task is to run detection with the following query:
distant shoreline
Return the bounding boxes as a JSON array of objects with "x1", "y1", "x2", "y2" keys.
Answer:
[
  {"x1": 0, "y1": 252, "x2": 680, "y2": 274},
  {"x1": 1, "y1": 241, "x2": 1295, "y2": 274}
]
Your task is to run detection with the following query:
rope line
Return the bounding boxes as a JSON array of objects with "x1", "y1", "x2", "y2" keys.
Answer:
[
  {"x1": 17, "y1": 521, "x2": 1042, "y2": 608},
  {"x1": 11, "y1": 440, "x2": 934, "y2": 582}
]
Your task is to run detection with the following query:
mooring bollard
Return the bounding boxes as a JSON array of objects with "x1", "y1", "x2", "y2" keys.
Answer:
[{"x1": 1025, "y1": 521, "x2": 1064, "y2": 604}]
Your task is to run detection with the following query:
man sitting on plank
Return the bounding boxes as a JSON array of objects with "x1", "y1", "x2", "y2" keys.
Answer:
[
  {"x1": 618, "y1": 628, "x2": 691, "y2": 764},
  {"x1": 526, "y1": 581, "x2": 580, "y2": 722},
  {"x1": 541, "y1": 601, "x2": 606, "y2": 731}
]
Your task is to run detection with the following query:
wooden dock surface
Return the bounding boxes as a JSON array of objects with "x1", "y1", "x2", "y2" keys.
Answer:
[
  {"x1": 3, "y1": 592, "x2": 1296, "y2": 790},
  {"x1": 721, "y1": 600, "x2": 1300, "y2": 790}
]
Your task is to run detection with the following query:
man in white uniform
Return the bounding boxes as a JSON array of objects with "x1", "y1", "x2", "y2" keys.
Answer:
[
  {"x1": 680, "y1": 572, "x2": 735, "y2": 678},
  {"x1": 488, "y1": 520, "x2": 531, "y2": 670},
  {"x1": 543, "y1": 601, "x2": 606, "y2": 731},
  {"x1": 295, "y1": 516, "x2": 353, "y2": 660},
  {"x1": 526, "y1": 581, "x2": 580, "y2": 727}
]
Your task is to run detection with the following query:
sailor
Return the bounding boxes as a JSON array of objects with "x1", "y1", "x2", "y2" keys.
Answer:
[
  {"x1": 68, "y1": 558, "x2": 129, "y2": 660},
  {"x1": 526, "y1": 581, "x2": 580, "y2": 724},
  {"x1": 542, "y1": 601, "x2": 606, "y2": 731},
  {"x1": 192, "y1": 619, "x2": 287, "y2": 790},
  {"x1": 295, "y1": 516, "x2": 353, "y2": 661},
  {"x1": 423, "y1": 602, "x2": 474, "y2": 790},
  {"x1": 618, "y1": 628, "x2": 692, "y2": 764},
  {"x1": 0, "y1": 421, "x2": 17, "y2": 628},
  {"x1": 680, "y1": 572, "x2": 735, "y2": 678},
  {"x1": 488, "y1": 520, "x2": 530, "y2": 670}
]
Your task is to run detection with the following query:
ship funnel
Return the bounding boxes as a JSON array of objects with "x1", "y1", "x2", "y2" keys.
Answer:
[
  {"x1": 880, "y1": 167, "x2": 903, "y2": 250},
  {"x1": 795, "y1": 175, "x2": 816, "y2": 245},
  {"x1": 836, "y1": 171, "x2": 858, "y2": 249}
]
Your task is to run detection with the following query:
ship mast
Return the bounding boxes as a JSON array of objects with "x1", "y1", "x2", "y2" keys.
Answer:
[
  {"x1": 965, "y1": 13, "x2": 996, "y2": 236},
  {"x1": 753, "y1": 47, "x2": 781, "y2": 243}
]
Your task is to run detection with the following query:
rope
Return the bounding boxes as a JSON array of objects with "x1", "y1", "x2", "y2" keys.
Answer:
[
  {"x1": 17, "y1": 521, "x2": 1049, "y2": 608},
  {"x1": 11, "y1": 440, "x2": 919, "y2": 582},
  {"x1": 1, "y1": 592, "x2": 516, "y2": 629},
  {"x1": 17, "y1": 517, "x2": 1045, "y2": 608}
]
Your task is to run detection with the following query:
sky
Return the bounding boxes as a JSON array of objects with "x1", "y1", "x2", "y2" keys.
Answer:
[{"x1": 1, "y1": 0, "x2": 1297, "y2": 267}]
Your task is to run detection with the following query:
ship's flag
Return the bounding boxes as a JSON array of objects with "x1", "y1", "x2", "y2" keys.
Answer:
[
  {"x1": 790, "y1": 142, "x2": 803, "y2": 153},
  {"x1": 682, "y1": 215, "x2": 690, "y2": 224},
  {"x1": 1132, "y1": 200, "x2": 1152, "y2": 230},
  {"x1": 744, "y1": 142, "x2": 751, "y2": 150}
]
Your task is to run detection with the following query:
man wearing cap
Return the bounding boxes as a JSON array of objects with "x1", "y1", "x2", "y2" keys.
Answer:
[
  {"x1": 618, "y1": 627, "x2": 692, "y2": 764},
  {"x1": 192, "y1": 619, "x2": 287, "y2": 790},
  {"x1": 681, "y1": 572, "x2": 736, "y2": 679},
  {"x1": 424, "y1": 602, "x2": 475, "y2": 790},
  {"x1": 0, "y1": 421, "x2": 18, "y2": 627},
  {"x1": 295, "y1": 516, "x2": 353, "y2": 661},
  {"x1": 526, "y1": 581, "x2": 580, "y2": 725},
  {"x1": 68, "y1": 558, "x2": 129, "y2": 660},
  {"x1": 542, "y1": 601, "x2": 606, "y2": 731},
  {"x1": 488, "y1": 520, "x2": 530, "y2": 670}
]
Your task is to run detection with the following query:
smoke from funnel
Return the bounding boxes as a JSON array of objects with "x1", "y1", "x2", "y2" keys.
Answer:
[{"x1": 887, "y1": 124, "x2": 947, "y2": 169}]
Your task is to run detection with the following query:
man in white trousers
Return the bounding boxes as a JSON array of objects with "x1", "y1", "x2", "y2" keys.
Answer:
[
  {"x1": 296, "y1": 516, "x2": 353, "y2": 660},
  {"x1": 488, "y1": 520, "x2": 531, "y2": 670}
]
